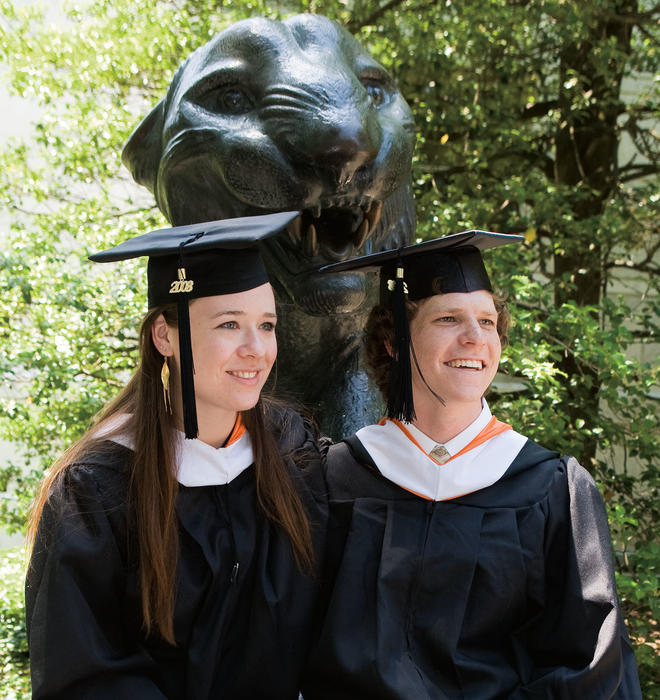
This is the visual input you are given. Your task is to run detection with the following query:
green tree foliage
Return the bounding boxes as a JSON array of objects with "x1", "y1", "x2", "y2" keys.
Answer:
[
  {"x1": 0, "y1": 0, "x2": 658, "y2": 693},
  {"x1": 0, "y1": 548, "x2": 29, "y2": 699}
]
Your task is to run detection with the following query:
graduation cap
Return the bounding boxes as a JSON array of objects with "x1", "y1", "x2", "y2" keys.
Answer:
[
  {"x1": 320, "y1": 230, "x2": 524, "y2": 422},
  {"x1": 90, "y1": 211, "x2": 300, "y2": 439}
]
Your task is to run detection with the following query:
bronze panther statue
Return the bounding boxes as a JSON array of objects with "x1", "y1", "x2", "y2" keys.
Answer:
[{"x1": 122, "y1": 14, "x2": 416, "y2": 438}]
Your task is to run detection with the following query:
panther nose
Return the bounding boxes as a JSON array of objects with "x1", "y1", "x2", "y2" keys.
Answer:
[{"x1": 311, "y1": 120, "x2": 380, "y2": 188}]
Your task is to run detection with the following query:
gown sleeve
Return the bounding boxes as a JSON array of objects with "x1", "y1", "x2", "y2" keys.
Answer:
[
  {"x1": 25, "y1": 461, "x2": 168, "y2": 700},
  {"x1": 513, "y1": 457, "x2": 641, "y2": 699}
]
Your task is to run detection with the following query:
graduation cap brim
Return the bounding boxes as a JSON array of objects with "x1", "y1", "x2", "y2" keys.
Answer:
[
  {"x1": 89, "y1": 210, "x2": 300, "y2": 263},
  {"x1": 319, "y1": 230, "x2": 524, "y2": 274}
]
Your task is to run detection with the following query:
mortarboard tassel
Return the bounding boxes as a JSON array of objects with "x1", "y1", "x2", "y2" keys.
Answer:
[
  {"x1": 177, "y1": 293, "x2": 198, "y2": 439},
  {"x1": 175, "y1": 234, "x2": 204, "y2": 440},
  {"x1": 387, "y1": 263, "x2": 416, "y2": 423}
]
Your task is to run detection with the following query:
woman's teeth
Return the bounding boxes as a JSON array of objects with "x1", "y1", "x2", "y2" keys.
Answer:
[
  {"x1": 446, "y1": 360, "x2": 483, "y2": 369},
  {"x1": 230, "y1": 371, "x2": 258, "y2": 378}
]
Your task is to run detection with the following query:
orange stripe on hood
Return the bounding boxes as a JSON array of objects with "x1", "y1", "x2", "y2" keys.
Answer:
[
  {"x1": 225, "y1": 415, "x2": 246, "y2": 446},
  {"x1": 380, "y1": 416, "x2": 511, "y2": 468}
]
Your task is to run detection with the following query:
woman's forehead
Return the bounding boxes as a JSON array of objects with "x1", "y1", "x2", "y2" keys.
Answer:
[{"x1": 191, "y1": 283, "x2": 276, "y2": 314}]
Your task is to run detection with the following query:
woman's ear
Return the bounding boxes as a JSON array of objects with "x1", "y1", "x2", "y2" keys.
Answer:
[
  {"x1": 384, "y1": 339, "x2": 394, "y2": 358},
  {"x1": 151, "y1": 313, "x2": 175, "y2": 357}
]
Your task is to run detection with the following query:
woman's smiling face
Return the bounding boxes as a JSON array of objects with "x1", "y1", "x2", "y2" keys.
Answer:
[
  {"x1": 408, "y1": 290, "x2": 502, "y2": 416},
  {"x1": 161, "y1": 283, "x2": 278, "y2": 431}
]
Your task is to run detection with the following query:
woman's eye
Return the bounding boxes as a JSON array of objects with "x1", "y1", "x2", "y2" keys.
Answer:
[
  {"x1": 219, "y1": 320, "x2": 238, "y2": 329},
  {"x1": 479, "y1": 318, "x2": 496, "y2": 326},
  {"x1": 436, "y1": 316, "x2": 455, "y2": 323},
  {"x1": 261, "y1": 322, "x2": 276, "y2": 332}
]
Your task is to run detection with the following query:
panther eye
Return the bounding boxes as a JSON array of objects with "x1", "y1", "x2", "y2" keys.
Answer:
[
  {"x1": 364, "y1": 82, "x2": 387, "y2": 107},
  {"x1": 201, "y1": 86, "x2": 253, "y2": 114},
  {"x1": 219, "y1": 87, "x2": 252, "y2": 113}
]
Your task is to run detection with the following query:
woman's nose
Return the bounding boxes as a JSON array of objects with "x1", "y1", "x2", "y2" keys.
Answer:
[{"x1": 237, "y1": 329, "x2": 265, "y2": 357}]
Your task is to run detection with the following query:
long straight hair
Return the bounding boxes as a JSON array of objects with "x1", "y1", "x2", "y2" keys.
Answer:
[{"x1": 27, "y1": 303, "x2": 314, "y2": 644}]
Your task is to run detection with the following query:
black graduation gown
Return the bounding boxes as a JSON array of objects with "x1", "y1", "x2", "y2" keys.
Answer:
[
  {"x1": 26, "y1": 410, "x2": 327, "y2": 700},
  {"x1": 302, "y1": 437, "x2": 641, "y2": 699}
]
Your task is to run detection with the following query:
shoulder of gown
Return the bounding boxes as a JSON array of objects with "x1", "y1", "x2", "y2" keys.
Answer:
[
  {"x1": 32, "y1": 441, "x2": 133, "y2": 554},
  {"x1": 26, "y1": 442, "x2": 168, "y2": 700},
  {"x1": 264, "y1": 403, "x2": 328, "y2": 503},
  {"x1": 267, "y1": 403, "x2": 322, "y2": 459}
]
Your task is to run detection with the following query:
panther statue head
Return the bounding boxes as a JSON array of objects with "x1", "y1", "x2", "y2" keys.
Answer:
[{"x1": 122, "y1": 14, "x2": 416, "y2": 436}]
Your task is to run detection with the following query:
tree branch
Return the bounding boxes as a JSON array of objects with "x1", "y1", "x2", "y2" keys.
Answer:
[
  {"x1": 630, "y1": 330, "x2": 660, "y2": 340},
  {"x1": 416, "y1": 146, "x2": 555, "y2": 180},
  {"x1": 75, "y1": 369, "x2": 124, "y2": 387},
  {"x1": 606, "y1": 261, "x2": 660, "y2": 275},
  {"x1": 347, "y1": 0, "x2": 411, "y2": 31},
  {"x1": 520, "y1": 100, "x2": 559, "y2": 120},
  {"x1": 605, "y1": 236, "x2": 660, "y2": 275},
  {"x1": 619, "y1": 164, "x2": 660, "y2": 182}
]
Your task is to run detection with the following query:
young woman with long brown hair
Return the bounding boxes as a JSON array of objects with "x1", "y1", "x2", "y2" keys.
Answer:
[
  {"x1": 25, "y1": 212, "x2": 326, "y2": 700},
  {"x1": 302, "y1": 231, "x2": 640, "y2": 699}
]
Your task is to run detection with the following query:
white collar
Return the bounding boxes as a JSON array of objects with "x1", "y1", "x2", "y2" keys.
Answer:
[
  {"x1": 173, "y1": 431, "x2": 254, "y2": 487},
  {"x1": 403, "y1": 401, "x2": 493, "y2": 458},
  {"x1": 92, "y1": 413, "x2": 254, "y2": 487},
  {"x1": 355, "y1": 401, "x2": 527, "y2": 501}
]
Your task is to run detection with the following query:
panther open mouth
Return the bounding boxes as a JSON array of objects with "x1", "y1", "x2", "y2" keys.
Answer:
[{"x1": 283, "y1": 198, "x2": 383, "y2": 263}]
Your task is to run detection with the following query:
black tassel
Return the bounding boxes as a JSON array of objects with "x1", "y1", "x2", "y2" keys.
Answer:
[
  {"x1": 177, "y1": 295, "x2": 198, "y2": 439},
  {"x1": 386, "y1": 264, "x2": 416, "y2": 422}
]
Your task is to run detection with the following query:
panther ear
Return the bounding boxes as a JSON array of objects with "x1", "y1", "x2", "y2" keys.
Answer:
[{"x1": 121, "y1": 99, "x2": 165, "y2": 194}]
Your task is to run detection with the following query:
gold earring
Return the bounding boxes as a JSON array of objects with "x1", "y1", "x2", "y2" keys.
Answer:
[{"x1": 161, "y1": 357, "x2": 172, "y2": 414}]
